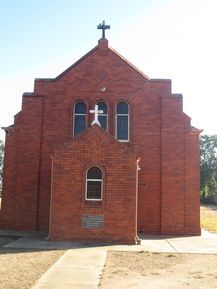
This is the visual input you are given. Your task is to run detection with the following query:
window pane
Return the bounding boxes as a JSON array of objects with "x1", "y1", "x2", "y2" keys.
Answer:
[
  {"x1": 97, "y1": 102, "x2": 107, "y2": 113},
  {"x1": 98, "y1": 115, "x2": 107, "y2": 130},
  {"x1": 75, "y1": 102, "x2": 86, "y2": 114},
  {"x1": 74, "y1": 115, "x2": 86, "y2": 136},
  {"x1": 87, "y1": 167, "x2": 102, "y2": 179},
  {"x1": 87, "y1": 181, "x2": 102, "y2": 199},
  {"x1": 117, "y1": 102, "x2": 128, "y2": 114},
  {"x1": 117, "y1": 115, "x2": 128, "y2": 140}
]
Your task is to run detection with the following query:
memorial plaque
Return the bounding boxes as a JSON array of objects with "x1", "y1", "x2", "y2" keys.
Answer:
[{"x1": 82, "y1": 215, "x2": 104, "y2": 228}]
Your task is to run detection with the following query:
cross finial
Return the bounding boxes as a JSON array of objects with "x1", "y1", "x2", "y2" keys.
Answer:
[
  {"x1": 90, "y1": 105, "x2": 103, "y2": 126},
  {"x1": 97, "y1": 20, "x2": 110, "y2": 38}
]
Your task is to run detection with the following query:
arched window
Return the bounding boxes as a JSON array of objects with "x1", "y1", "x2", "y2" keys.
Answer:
[
  {"x1": 86, "y1": 167, "x2": 103, "y2": 200},
  {"x1": 116, "y1": 101, "x2": 129, "y2": 142},
  {"x1": 97, "y1": 102, "x2": 108, "y2": 130},
  {"x1": 73, "y1": 102, "x2": 87, "y2": 137}
]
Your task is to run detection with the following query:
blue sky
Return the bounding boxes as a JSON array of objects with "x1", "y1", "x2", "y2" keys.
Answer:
[{"x1": 1, "y1": 0, "x2": 217, "y2": 140}]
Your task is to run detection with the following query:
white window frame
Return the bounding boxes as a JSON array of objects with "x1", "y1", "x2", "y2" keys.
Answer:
[
  {"x1": 115, "y1": 102, "x2": 130, "y2": 142},
  {"x1": 85, "y1": 168, "x2": 103, "y2": 201},
  {"x1": 73, "y1": 101, "x2": 87, "y2": 137},
  {"x1": 97, "y1": 101, "x2": 108, "y2": 130}
]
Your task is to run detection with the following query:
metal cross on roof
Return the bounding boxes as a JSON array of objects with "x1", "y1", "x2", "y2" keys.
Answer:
[
  {"x1": 97, "y1": 20, "x2": 110, "y2": 38},
  {"x1": 90, "y1": 104, "x2": 103, "y2": 126}
]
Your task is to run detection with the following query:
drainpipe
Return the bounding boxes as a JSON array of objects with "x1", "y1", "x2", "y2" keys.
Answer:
[{"x1": 135, "y1": 157, "x2": 141, "y2": 244}]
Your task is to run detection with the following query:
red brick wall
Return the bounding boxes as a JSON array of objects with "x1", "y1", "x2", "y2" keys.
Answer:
[
  {"x1": 161, "y1": 95, "x2": 185, "y2": 234},
  {"x1": 133, "y1": 87, "x2": 162, "y2": 234},
  {"x1": 184, "y1": 117, "x2": 201, "y2": 234},
  {"x1": 15, "y1": 96, "x2": 43, "y2": 230},
  {"x1": 0, "y1": 38, "x2": 201, "y2": 237},
  {"x1": 49, "y1": 125, "x2": 138, "y2": 244},
  {"x1": 0, "y1": 114, "x2": 20, "y2": 229},
  {"x1": 0, "y1": 96, "x2": 43, "y2": 230}
]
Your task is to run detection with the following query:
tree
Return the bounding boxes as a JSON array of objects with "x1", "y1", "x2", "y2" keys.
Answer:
[
  {"x1": 0, "y1": 140, "x2": 4, "y2": 196},
  {"x1": 200, "y1": 135, "x2": 217, "y2": 200}
]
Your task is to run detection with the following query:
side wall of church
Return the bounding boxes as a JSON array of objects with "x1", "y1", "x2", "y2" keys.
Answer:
[
  {"x1": 1, "y1": 96, "x2": 43, "y2": 230},
  {"x1": 14, "y1": 95, "x2": 43, "y2": 230},
  {"x1": 134, "y1": 83, "x2": 200, "y2": 235},
  {"x1": 160, "y1": 96, "x2": 200, "y2": 235},
  {"x1": 133, "y1": 81, "x2": 170, "y2": 234},
  {"x1": 184, "y1": 123, "x2": 201, "y2": 234},
  {"x1": 161, "y1": 95, "x2": 186, "y2": 234},
  {"x1": 0, "y1": 114, "x2": 21, "y2": 229}
]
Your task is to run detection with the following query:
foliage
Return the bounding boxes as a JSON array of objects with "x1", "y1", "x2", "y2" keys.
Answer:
[
  {"x1": 0, "y1": 140, "x2": 4, "y2": 195},
  {"x1": 200, "y1": 135, "x2": 217, "y2": 200}
]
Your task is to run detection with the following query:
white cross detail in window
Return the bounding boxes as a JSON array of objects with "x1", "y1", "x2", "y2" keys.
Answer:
[{"x1": 89, "y1": 104, "x2": 103, "y2": 126}]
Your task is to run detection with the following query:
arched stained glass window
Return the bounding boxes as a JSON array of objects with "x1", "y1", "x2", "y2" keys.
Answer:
[
  {"x1": 86, "y1": 167, "x2": 103, "y2": 200},
  {"x1": 116, "y1": 101, "x2": 129, "y2": 142},
  {"x1": 97, "y1": 102, "x2": 108, "y2": 130},
  {"x1": 73, "y1": 102, "x2": 87, "y2": 137}
]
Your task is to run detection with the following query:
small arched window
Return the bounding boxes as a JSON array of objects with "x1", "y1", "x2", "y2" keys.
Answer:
[
  {"x1": 116, "y1": 101, "x2": 129, "y2": 142},
  {"x1": 73, "y1": 102, "x2": 87, "y2": 137},
  {"x1": 86, "y1": 167, "x2": 103, "y2": 201},
  {"x1": 97, "y1": 102, "x2": 108, "y2": 130}
]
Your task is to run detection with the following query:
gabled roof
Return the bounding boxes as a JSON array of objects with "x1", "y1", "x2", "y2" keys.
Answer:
[
  {"x1": 109, "y1": 46, "x2": 149, "y2": 80},
  {"x1": 191, "y1": 126, "x2": 203, "y2": 134},
  {"x1": 54, "y1": 124, "x2": 136, "y2": 156},
  {"x1": 1, "y1": 125, "x2": 14, "y2": 132},
  {"x1": 35, "y1": 38, "x2": 149, "y2": 82}
]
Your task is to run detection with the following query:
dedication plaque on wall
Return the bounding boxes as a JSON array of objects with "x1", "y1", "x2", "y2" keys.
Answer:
[{"x1": 82, "y1": 215, "x2": 104, "y2": 228}]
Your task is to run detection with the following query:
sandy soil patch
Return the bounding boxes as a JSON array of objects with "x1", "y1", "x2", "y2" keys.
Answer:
[
  {"x1": 100, "y1": 251, "x2": 217, "y2": 289},
  {"x1": 0, "y1": 236, "x2": 65, "y2": 289}
]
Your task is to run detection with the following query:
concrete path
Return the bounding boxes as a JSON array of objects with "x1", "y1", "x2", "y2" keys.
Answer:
[
  {"x1": 3, "y1": 229, "x2": 217, "y2": 254},
  {"x1": 1, "y1": 229, "x2": 217, "y2": 288},
  {"x1": 139, "y1": 229, "x2": 217, "y2": 254},
  {"x1": 31, "y1": 247, "x2": 107, "y2": 289}
]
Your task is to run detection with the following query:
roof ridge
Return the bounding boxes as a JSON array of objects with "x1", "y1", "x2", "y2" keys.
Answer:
[
  {"x1": 35, "y1": 45, "x2": 98, "y2": 82},
  {"x1": 108, "y1": 46, "x2": 149, "y2": 80},
  {"x1": 35, "y1": 42, "x2": 150, "y2": 83}
]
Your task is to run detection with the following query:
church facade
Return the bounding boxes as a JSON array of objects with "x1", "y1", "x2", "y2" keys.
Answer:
[{"x1": 0, "y1": 35, "x2": 201, "y2": 244}]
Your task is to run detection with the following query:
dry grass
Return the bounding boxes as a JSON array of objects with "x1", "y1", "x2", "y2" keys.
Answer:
[
  {"x1": 200, "y1": 204, "x2": 217, "y2": 233},
  {"x1": 0, "y1": 236, "x2": 65, "y2": 289}
]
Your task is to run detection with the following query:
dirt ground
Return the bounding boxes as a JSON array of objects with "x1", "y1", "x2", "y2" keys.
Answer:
[
  {"x1": 100, "y1": 205, "x2": 217, "y2": 289},
  {"x1": 0, "y1": 203, "x2": 216, "y2": 288},
  {"x1": 0, "y1": 236, "x2": 65, "y2": 289},
  {"x1": 99, "y1": 251, "x2": 217, "y2": 289}
]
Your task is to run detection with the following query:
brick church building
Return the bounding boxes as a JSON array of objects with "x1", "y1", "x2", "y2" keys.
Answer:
[{"x1": 0, "y1": 25, "x2": 201, "y2": 244}]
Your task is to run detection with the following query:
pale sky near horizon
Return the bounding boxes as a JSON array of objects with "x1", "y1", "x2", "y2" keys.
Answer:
[{"x1": 1, "y1": 0, "x2": 217, "y2": 141}]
